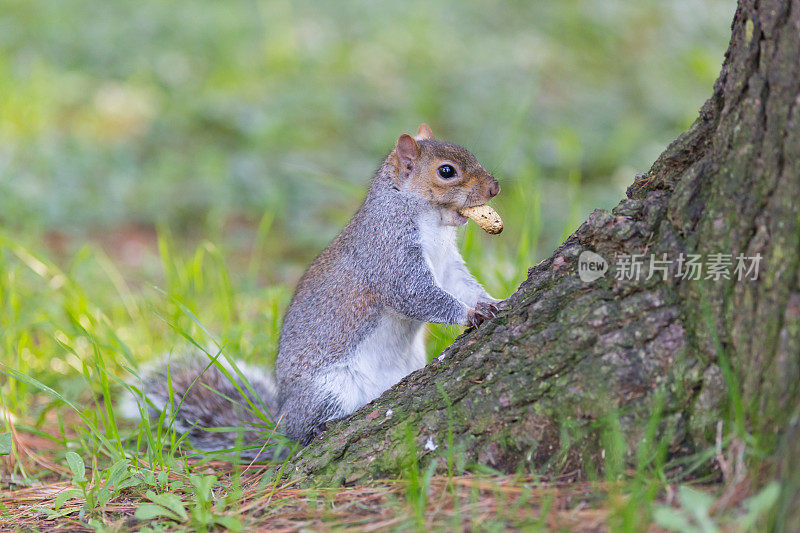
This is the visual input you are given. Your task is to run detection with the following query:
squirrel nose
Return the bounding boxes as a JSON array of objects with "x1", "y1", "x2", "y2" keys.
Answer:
[{"x1": 488, "y1": 179, "x2": 500, "y2": 198}]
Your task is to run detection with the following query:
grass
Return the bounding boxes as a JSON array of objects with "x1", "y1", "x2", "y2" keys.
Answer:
[
  {"x1": 1, "y1": 0, "x2": 730, "y2": 243},
  {"x1": 3, "y1": 469, "x2": 612, "y2": 531}
]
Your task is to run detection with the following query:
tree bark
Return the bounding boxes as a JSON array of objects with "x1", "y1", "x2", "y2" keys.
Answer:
[{"x1": 286, "y1": 0, "x2": 799, "y2": 526}]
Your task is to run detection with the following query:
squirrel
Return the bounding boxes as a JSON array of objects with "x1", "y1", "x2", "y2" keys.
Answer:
[{"x1": 133, "y1": 124, "x2": 501, "y2": 458}]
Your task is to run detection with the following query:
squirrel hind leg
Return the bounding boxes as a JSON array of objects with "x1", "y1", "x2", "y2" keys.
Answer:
[{"x1": 279, "y1": 387, "x2": 345, "y2": 445}]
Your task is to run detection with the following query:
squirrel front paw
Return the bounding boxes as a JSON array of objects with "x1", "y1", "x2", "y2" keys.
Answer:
[{"x1": 467, "y1": 301, "x2": 499, "y2": 327}]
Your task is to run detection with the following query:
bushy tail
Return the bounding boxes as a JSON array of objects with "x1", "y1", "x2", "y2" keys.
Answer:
[{"x1": 123, "y1": 352, "x2": 288, "y2": 460}]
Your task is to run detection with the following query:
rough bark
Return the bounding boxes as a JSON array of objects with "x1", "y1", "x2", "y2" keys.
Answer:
[{"x1": 286, "y1": 0, "x2": 800, "y2": 526}]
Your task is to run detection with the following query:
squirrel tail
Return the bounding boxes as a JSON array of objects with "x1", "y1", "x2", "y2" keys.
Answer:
[{"x1": 122, "y1": 352, "x2": 287, "y2": 460}]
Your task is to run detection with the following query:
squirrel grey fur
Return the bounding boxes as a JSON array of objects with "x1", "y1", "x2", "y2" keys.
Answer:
[{"x1": 134, "y1": 125, "x2": 501, "y2": 458}]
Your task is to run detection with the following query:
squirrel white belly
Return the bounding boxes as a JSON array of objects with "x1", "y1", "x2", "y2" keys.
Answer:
[
  {"x1": 133, "y1": 124, "x2": 501, "y2": 457},
  {"x1": 318, "y1": 309, "x2": 426, "y2": 417}
]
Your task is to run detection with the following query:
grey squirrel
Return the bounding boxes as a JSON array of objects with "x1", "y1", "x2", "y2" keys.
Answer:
[{"x1": 134, "y1": 124, "x2": 501, "y2": 458}]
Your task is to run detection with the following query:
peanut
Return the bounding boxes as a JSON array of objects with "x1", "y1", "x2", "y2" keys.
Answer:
[{"x1": 459, "y1": 205, "x2": 503, "y2": 234}]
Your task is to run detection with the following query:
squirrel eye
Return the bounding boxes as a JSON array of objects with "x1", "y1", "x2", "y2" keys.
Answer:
[{"x1": 437, "y1": 164, "x2": 456, "y2": 179}]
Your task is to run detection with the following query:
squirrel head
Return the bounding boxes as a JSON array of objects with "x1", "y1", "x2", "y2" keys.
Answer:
[{"x1": 388, "y1": 124, "x2": 500, "y2": 222}]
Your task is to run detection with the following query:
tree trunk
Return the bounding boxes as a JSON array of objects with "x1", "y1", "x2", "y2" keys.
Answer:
[{"x1": 286, "y1": 0, "x2": 800, "y2": 525}]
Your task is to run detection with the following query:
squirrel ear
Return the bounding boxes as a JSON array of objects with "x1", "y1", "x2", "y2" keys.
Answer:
[
  {"x1": 395, "y1": 134, "x2": 421, "y2": 179},
  {"x1": 415, "y1": 123, "x2": 434, "y2": 141}
]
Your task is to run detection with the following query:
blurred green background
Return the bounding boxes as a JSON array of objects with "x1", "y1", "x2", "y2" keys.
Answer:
[{"x1": 0, "y1": 0, "x2": 734, "y2": 377}]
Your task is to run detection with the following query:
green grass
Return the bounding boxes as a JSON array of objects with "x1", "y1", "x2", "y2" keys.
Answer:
[{"x1": 1, "y1": 0, "x2": 730, "y2": 246}]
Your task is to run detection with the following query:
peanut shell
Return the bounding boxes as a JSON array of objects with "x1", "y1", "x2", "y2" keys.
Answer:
[{"x1": 459, "y1": 205, "x2": 503, "y2": 234}]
